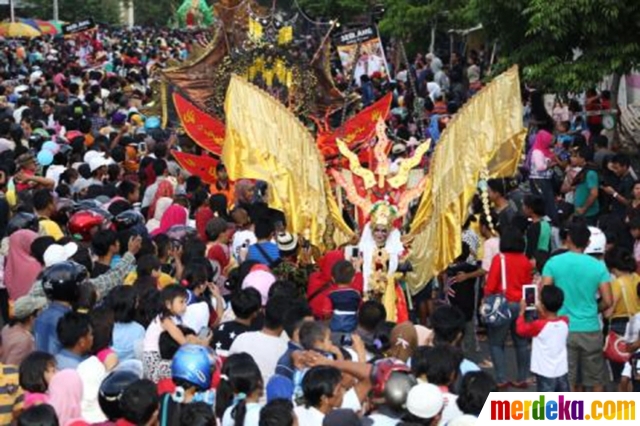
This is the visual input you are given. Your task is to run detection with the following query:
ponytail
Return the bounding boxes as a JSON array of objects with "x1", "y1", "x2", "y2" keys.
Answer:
[{"x1": 215, "y1": 374, "x2": 234, "y2": 420}]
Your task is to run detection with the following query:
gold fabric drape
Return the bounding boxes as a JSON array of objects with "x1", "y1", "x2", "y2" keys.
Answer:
[
  {"x1": 407, "y1": 66, "x2": 526, "y2": 293},
  {"x1": 222, "y1": 75, "x2": 353, "y2": 246}
]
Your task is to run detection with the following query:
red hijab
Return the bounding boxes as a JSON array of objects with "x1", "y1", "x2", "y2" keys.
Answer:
[{"x1": 532, "y1": 129, "x2": 554, "y2": 159}]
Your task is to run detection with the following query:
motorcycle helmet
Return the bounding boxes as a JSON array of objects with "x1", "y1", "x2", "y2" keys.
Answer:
[
  {"x1": 68, "y1": 210, "x2": 109, "y2": 242},
  {"x1": 114, "y1": 209, "x2": 144, "y2": 232},
  {"x1": 171, "y1": 345, "x2": 215, "y2": 391},
  {"x1": 585, "y1": 226, "x2": 606, "y2": 255},
  {"x1": 370, "y1": 358, "x2": 416, "y2": 410},
  {"x1": 6, "y1": 212, "x2": 39, "y2": 236},
  {"x1": 41, "y1": 261, "x2": 87, "y2": 302},
  {"x1": 99, "y1": 360, "x2": 144, "y2": 421}
]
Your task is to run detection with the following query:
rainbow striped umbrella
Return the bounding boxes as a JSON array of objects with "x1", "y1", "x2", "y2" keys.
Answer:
[
  {"x1": 34, "y1": 19, "x2": 58, "y2": 35},
  {"x1": 48, "y1": 20, "x2": 65, "y2": 33},
  {"x1": 0, "y1": 22, "x2": 41, "y2": 38}
]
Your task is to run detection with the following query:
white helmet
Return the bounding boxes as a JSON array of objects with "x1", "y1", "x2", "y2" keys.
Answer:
[{"x1": 585, "y1": 226, "x2": 606, "y2": 255}]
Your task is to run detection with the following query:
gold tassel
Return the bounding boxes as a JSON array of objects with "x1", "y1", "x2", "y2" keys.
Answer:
[{"x1": 160, "y1": 80, "x2": 168, "y2": 129}]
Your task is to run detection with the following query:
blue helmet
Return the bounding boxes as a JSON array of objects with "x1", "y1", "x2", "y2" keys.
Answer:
[{"x1": 171, "y1": 345, "x2": 215, "y2": 391}]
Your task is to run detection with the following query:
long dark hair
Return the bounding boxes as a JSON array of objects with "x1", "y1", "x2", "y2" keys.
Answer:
[{"x1": 214, "y1": 353, "x2": 263, "y2": 426}]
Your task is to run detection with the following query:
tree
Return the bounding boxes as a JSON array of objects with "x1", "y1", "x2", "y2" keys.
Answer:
[
  {"x1": 27, "y1": 0, "x2": 121, "y2": 24},
  {"x1": 475, "y1": 0, "x2": 640, "y2": 106},
  {"x1": 295, "y1": 0, "x2": 371, "y2": 25},
  {"x1": 134, "y1": 0, "x2": 183, "y2": 27}
]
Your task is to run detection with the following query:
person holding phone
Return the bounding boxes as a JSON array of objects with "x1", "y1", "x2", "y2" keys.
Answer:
[{"x1": 516, "y1": 286, "x2": 570, "y2": 392}]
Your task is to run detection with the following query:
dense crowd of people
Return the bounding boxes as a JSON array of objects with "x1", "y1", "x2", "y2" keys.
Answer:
[{"x1": 0, "y1": 20, "x2": 631, "y2": 426}]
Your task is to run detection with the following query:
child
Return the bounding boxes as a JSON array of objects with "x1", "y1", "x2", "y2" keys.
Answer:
[
  {"x1": 523, "y1": 194, "x2": 552, "y2": 258},
  {"x1": 108, "y1": 286, "x2": 146, "y2": 362},
  {"x1": 215, "y1": 353, "x2": 264, "y2": 426},
  {"x1": 55, "y1": 311, "x2": 93, "y2": 370},
  {"x1": 212, "y1": 288, "x2": 262, "y2": 358},
  {"x1": 19, "y1": 351, "x2": 57, "y2": 409},
  {"x1": 516, "y1": 285, "x2": 569, "y2": 392},
  {"x1": 158, "y1": 345, "x2": 217, "y2": 425},
  {"x1": 328, "y1": 260, "x2": 362, "y2": 337},
  {"x1": 142, "y1": 285, "x2": 208, "y2": 380},
  {"x1": 411, "y1": 345, "x2": 464, "y2": 425}
]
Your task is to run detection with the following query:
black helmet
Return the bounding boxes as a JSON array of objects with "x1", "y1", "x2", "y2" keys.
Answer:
[
  {"x1": 370, "y1": 358, "x2": 416, "y2": 411},
  {"x1": 6, "y1": 212, "x2": 39, "y2": 236},
  {"x1": 114, "y1": 210, "x2": 144, "y2": 231},
  {"x1": 41, "y1": 261, "x2": 87, "y2": 302},
  {"x1": 99, "y1": 362, "x2": 143, "y2": 421}
]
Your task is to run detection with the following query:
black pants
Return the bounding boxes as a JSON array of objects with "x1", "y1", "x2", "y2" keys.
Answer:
[{"x1": 0, "y1": 288, "x2": 9, "y2": 327}]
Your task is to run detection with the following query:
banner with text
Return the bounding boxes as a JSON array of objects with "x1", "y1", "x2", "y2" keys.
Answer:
[{"x1": 335, "y1": 25, "x2": 389, "y2": 85}]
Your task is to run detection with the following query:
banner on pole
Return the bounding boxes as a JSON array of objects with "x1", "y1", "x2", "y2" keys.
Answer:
[{"x1": 334, "y1": 25, "x2": 389, "y2": 85}]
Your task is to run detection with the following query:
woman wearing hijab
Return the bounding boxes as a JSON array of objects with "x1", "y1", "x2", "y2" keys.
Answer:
[
  {"x1": 529, "y1": 129, "x2": 558, "y2": 224},
  {"x1": 5, "y1": 229, "x2": 42, "y2": 299},
  {"x1": 146, "y1": 197, "x2": 173, "y2": 234},
  {"x1": 150, "y1": 203, "x2": 188, "y2": 236},
  {"x1": 48, "y1": 369, "x2": 84, "y2": 426},
  {"x1": 147, "y1": 180, "x2": 174, "y2": 220}
]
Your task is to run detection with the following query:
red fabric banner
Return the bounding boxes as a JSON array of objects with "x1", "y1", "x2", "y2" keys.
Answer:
[
  {"x1": 171, "y1": 150, "x2": 219, "y2": 184},
  {"x1": 317, "y1": 92, "x2": 392, "y2": 160},
  {"x1": 173, "y1": 92, "x2": 225, "y2": 156}
]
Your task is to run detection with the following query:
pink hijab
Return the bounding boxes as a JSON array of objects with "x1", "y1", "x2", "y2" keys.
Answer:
[
  {"x1": 5, "y1": 229, "x2": 41, "y2": 299},
  {"x1": 532, "y1": 129, "x2": 554, "y2": 159},
  {"x1": 49, "y1": 369, "x2": 84, "y2": 426},
  {"x1": 151, "y1": 204, "x2": 188, "y2": 236}
]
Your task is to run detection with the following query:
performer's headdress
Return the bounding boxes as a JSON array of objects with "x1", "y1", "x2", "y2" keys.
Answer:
[{"x1": 330, "y1": 119, "x2": 431, "y2": 220}]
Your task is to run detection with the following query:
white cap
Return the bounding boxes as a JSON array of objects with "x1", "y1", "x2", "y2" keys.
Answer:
[
  {"x1": 87, "y1": 152, "x2": 112, "y2": 172},
  {"x1": 585, "y1": 226, "x2": 606, "y2": 255},
  {"x1": 44, "y1": 242, "x2": 78, "y2": 267},
  {"x1": 406, "y1": 383, "x2": 444, "y2": 420}
]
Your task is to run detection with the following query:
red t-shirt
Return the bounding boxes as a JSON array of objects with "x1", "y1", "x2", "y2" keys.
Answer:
[{"x1": 484, "y1": 252, "x2": 533, "y2": 302}]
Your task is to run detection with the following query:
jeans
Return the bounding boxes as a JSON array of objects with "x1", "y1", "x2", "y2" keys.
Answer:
[
  {"x1": 536, "y1": 374, "x2": 570, "y2": 392},
  {"x1": 530, "y1": 178, "x2": 558, "y2": 224},
  {"x1": 487, "y1": 302, "x2": 530, "y2": 384}
]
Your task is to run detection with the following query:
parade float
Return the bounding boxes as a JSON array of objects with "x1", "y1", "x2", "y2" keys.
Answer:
[{"x1": 155, "y1": 0, "x2": 527, "y2": 318}]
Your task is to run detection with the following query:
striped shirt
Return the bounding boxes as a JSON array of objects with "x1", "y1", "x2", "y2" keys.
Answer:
[{"x1": 0, "y1": 364, "x2": 23, "y2": 425}]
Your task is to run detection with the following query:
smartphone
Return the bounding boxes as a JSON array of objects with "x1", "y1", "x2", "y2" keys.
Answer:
[
  {"x1": 198, "y1": 327, "x2": 211, "y2": 340},
  {"x1": 170, "y1": 239, "x2": 182, "y2": 251},
  {"x1": 351, "y1": 247, "x2": 359, "y2": 258},
  {"x1": 138, "y1": 142, "x2": 147, "y2": 155},
  {"x1": 274, "y1": 220, "x2": 284, "y2": 233},
  {"x1": 340, "y1": 334, "x2": 353, "y2": 346},
  {"x1": 523, "y1": 285, "x2": 538, "y2": 311}
]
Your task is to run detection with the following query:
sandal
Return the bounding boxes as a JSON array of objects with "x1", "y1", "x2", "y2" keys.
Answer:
[
  {"x1": 511, "y1": 381, "x2": 529, "y2": 389},
  {"x1": 497, "y1": 382, "x2": 511, "y2": 390}
]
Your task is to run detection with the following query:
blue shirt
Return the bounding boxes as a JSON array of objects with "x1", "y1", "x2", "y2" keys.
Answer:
[
  {"x1": 247, "y1": 242, "x2": 281, "y2": 267},
  {"x1": 112, "y1": 321, "x2": 146, "y2": 361},
  {"x1": 34, "y1": 302, "x2": 71, "y2": 355},
  {"x1": 275, "y1": 341, "x2": 303, "y2": 380},
  {"x1": 55, "y1": 349, "x2": 85, "y2": 370}
]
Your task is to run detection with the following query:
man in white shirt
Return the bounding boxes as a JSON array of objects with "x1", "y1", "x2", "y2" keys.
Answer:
[
  {"x1": 229, "y1": 295, "x2": 289, "y2": 387},
  {"x1": 294, "y1": 366, "x2": 345, "y2": 426}
]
